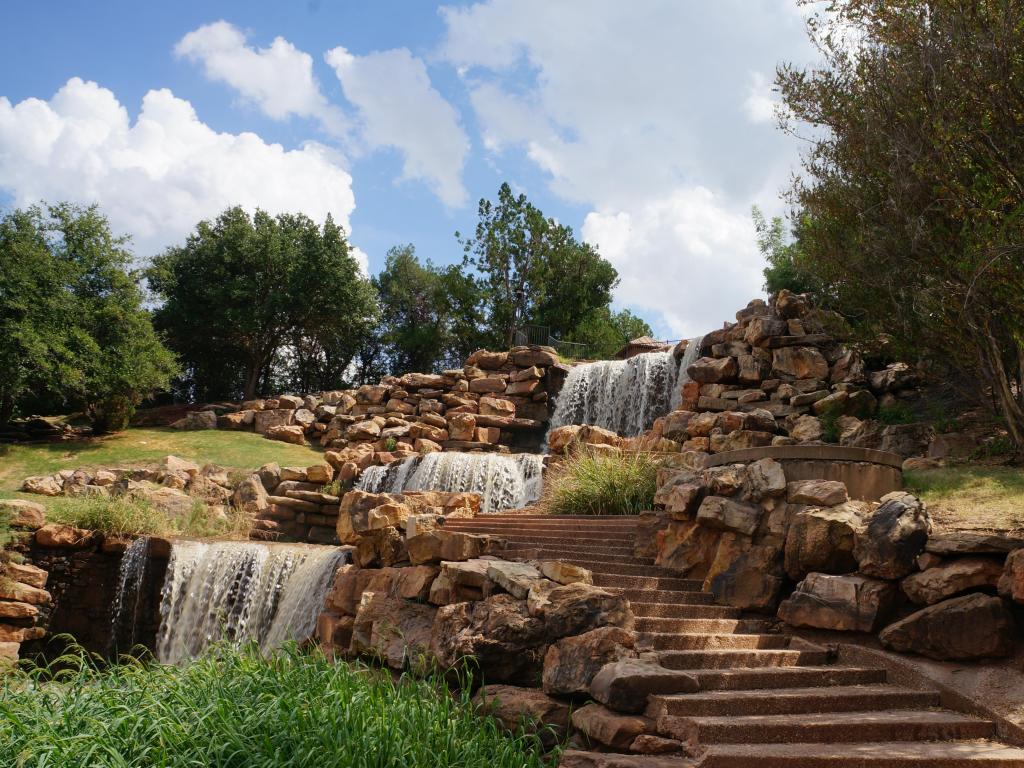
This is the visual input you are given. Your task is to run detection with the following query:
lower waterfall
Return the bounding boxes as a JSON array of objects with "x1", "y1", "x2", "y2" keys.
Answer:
[
  {"x1": 109, "y1": 535, "x2": 150, "y2": 654},
  {"x1": 155, "y1": 541, "x2": 347, "y2": 664},
  {"x1": 356, "y1": 452, "x2": 544, "y2": 513},
  {"x1": 549, "y1": 337, "x2": 704, "y2": 437}
]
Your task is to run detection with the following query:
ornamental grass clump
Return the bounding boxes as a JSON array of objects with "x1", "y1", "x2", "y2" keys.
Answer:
[
  {"x1": 0, "y1": 643, "x2": 554, "y2": 768},
  {"x1": 540, "y1": 449, "x2": 660, "y2": 516}
]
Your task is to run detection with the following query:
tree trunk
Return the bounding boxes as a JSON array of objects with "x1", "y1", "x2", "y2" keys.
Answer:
[{"x1": 243, "y1": 359, "x2": 263, "y2": 400}]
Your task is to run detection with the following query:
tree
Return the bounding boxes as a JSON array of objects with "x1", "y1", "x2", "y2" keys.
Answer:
[
  {"x1": 148, "y1": 207, "x2": 376, "y2": 400},
  {"x1": 568, "y1": 308, "x2": 655, "y2": 359},
  {"x1": 373, "y1": 245, "x2": 486, "y2": 374},
  {"x1": 778, "y1": 0, "x2": 1024, "y2": 447},
  {"x1": 458, "y1": 183, "x2": 619, "y2": 348},
  {"x1": 751, "y1": 206, "x2": 817, "y2": 296},
  {"x1": 0, "y1": 204, "x2": 177, "y2": 431}
]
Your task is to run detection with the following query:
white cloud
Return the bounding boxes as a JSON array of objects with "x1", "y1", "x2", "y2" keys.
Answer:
[
  {"x1": 350, "y1": 245, "x2": 370, "y2": 277},
  {"x1": 743, "y1": 71, "x2": 777, "y2": 124},
  {"x1": 326, "y1": 46, "x2": 469, "y2": 207},
  {"x1": 175, "y1": 20, "x2": 346, "y2": 136},
  {"x1": 441, "y1": 0, "x2": 812, "y2": 335},
  {"x1": 0, "y1": 77, "x2": 357, "y2": 257}
]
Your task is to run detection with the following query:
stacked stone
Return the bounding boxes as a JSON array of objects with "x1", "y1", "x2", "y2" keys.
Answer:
[
  {"x1": 237, "y1": 461, "x2": 343, "y2": 544},
  {"x1": 651, "y1": 462, "x2": 1021, "y2": 662},
  {"x1": 0, "y1": 499, "x2": 50, "y2": 662},
  {"x1": 641, "y1": 290, "x2": 924, "y2": 459},
  {"x1": 174, "y1": 345, "x2": 565, "y2": 468}
]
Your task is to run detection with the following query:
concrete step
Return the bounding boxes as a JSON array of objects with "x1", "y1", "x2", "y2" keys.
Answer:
[
  {"x1": 500, "y1": 547, "x2": 649, "y2": 564},
  {"x1": 636, "y1": 610, "x2": 746, "y2": 629},
  {"x1": 468, "y1": 514, "x2": 644, "y2": 522},
  {"x1": 657, "y1": 649, "x2": 830, "y2": 671},
  {"x1": 558, "y1": 750, "x2": 694, "y2": 767},
  {"x1": 638, "y1": 632, "x2": 791, "y2": 652},
  {"x1": 618, "y1": 593, "x2": 731, "y2": 608},
  {"x1": 593, "y1": 574, "x2": 706, "y2": 591},
  {"x1": 634, "y1": 617, "x2": 771, "y2": 634},
  {"x1": 443, "y1": 525, "x2": 637, "y2": 540},
  {"x1": 667, "y1": 709, "x2": 993, "y2": 746},
  {"x1": 681, "y1": 666, "x2": 887, "y2": 692},
  {"x1": 469, "y1": 532, "x2": 637, "y2": 547},
  {"x1": 697, "y1": 741, "x2": 1024, "y2": 768},
  {"x1": 627, "y1": 594, "x2": 718, "y2": 611},
  {"x1": 564, "y1": 561, "x2": 689, "y2": 578},
  {"x1": 446, "y1": 520, "x2": 642, "y2": 531},
  {"x1": 648, "y1": 685, "x2": 940, "y2": 718}
]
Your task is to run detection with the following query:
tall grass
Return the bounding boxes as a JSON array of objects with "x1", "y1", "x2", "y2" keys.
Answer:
[
  {"x1": 539, "y1": 449, "x2": 660, "y2": 516},
  {"x1": 0, "y1": 644, "x2": 554, "y2": 768},
  {"x1": 46, "y1": 496, "x2": 253, "y2": 539}
]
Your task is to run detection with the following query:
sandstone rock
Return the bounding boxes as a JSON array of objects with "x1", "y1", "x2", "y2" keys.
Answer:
[
  {"x1": 709, "y1": 430, "x2": 774, "y2": 452},
  {"x1": 744, "y1": 316, "x2": 788, "y2": 347},
  {"x1": 743, "y1": 458, "x2": 786, "y2": 502},
  {"x1": 787, "y1": 479, "x2": 849, "y2": 507},
  {"x1": 429, "y1": 559, "x2": 494, "y2": 604},
  {"x1": 511, "y1": 346, "x2": 559, "y2": 367},
  {"x1": 446, "y1": 412, "x2": 477, "y2": 441},
  {"x1": 696, "y1": 496, "x2": 761, "y2": 537},
  {"x1": 655, "y1": 479, "x2": 704, "y2": 519},
  {"x1": 0, "y1": 499, "x2": 45, "y2": 529},
  {"x1": 687, "y1": 356, "x2": 737, "y2": 384},
  {"x1": 707, "y1": 540, "x2": 785, "y2": 611},
  {"x1": 2, "y1": 561, "x2": 48, "y2": 589},
  {"x1": 844, "y1": 421, "x2": 935, "y2": 459},
  {"x1": 0, "y1": 601, "x2": 38, "y2": 620},
  {"x1": 784, "y1": 502, "x2": 870, "y2": 580},
  {"x1": 998, "y1": 549, "x2": 1024, "y2": 603},
  {"x1": 543, "y1": 626, "x2": 637, "y2": 696},
  {"x1": 407, "y1": 530, "x2": 494, "y2": 565},
  {"x1": 468, "y1": 349, "x2": 509, "y2": 370},
  {"x1": 788, "y1": 414, "x2": 824, "y2": 442},
  {"x1": 589, "y1": 659, "x2": 699, "y2": 714},
  {"x1": 855, "y1": 492, "x2": 930, "y2": 579},
  {"x1": 879, "y1": 593, "x2": 1015, "y2": 660},
  {"x1": 305, "y1": 462, "x2": 334, "y2": 484},
  {"x1": 655, "y1": 520, "x2": 720, "y2": 575},
  {"x1": 901, "y1": 557, "x2": 1004, "y2": 605},
  {"x1": 772, "y1": 346, "x2": 829, "y2": 380},
  {"x1": 257, "y1": 462, "x2": 282, "y2": 491},
  {"x1": 349, "y1": 592, "x2": 436, "y2": 670},
  {"x1": 661, "y1": 410, "x2": 696, "y2": 441},
  {"x1": 779, "y1": 572, "x2": 897, "y2": 632},
  {"x1": 253, "y1": 409, "x2": 295, "y2": 435},
  {"x1": 176, "y1": 410, "x2": 218, "y2": 430},
  {"x1": 219, "y1": 410, "x2": 255, "y2": 430},
  {"x1": 473, "y1": 685, "x2": 570, "y2": 747},
  {"x1": 22, "y1": 475, "x2": 63, "y2": 496},
  {"x1": 927, "y1": 531, "x2": 1024, "y2": 556},
  {"x1": 486, "y1": 560, "x2": 543, "y2": 599},
  {"x1": 530, "y1": 582, "x2": 633, "y2": 637},
  {"x1": 35, "y1": 523, "x2": 94, "y2": 548},
  {"x1": 572, "y1": 704, "x2": 653, "y2": 750},
  {"x1": 539, "y1": 561, "x2": 593, "y2": 586},
  {"x1": 232, "y1": 475, "x2": 269, "y2": 514},
  {"x1": 701, "y1": 465, "x2": 747, "y2": 496},
  {"x1": 0, "y1": 576, "x2": 50, "y2": 605},
  {"x1": 775, "y1": 289, "x2": 810, "y2": 319},
  {"x1": 266, "y1": 424, "x2": 306, "y2": 445}
]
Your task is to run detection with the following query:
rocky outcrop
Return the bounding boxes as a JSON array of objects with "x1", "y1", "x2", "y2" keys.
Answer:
[
  {"x1": 854, "y1": 492, "x2": 931, "y2": 579},
  {"x1": 879, "y1": 593, "x2": 1015, "y2": 660},
  {"x1": 778, "y1": 573, "x2": 897, "y2": 632},
  {"x1": 473, "y1": 685, "x2": 570, "y2": 747},
  {"x1": 542, "y1": 627, "x2": 637, "y2": 696}
]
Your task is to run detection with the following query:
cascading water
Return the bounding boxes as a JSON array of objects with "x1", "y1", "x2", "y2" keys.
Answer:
[
  {"x1": 109, "y1": 535, "x2": 150, "y2": 654},
  {"x1": 549, "y1": 336, "x2": 705, "y2": 437},
  {"x1": 155, "y1": 541, "x2": 347, "y2": 664},
  {"x1": 356, "y1": 452, "x2": 544, "y2": 513}
]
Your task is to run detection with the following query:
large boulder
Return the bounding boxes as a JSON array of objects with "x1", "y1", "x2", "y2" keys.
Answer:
[
  {"x1": 21, "y1": 475, "x2": 63, "y2": 496},
  {"x1": 778, "y1": 572, "x2": 898, "y2": 632},
  {"x1": 706, "y1": 540, "x2": 785, "y2": 611},
  {"x1": 695, "y1": 496, "x2": 762, "y2": 537},
  {"x1": 407, "y1": 530, "x2": 496, "y2": 565},
  {"x1": 253, "y1": 408, "x2": 294, "y2": 435},
  {"x1": 901, "y1": 557, "x2": 1004, "y2": 605},
  {"x1": 530, "y1": 582, "x2": 633, "y2": 637},
  {"x1": 743, "y1": 458, "x2": 786, "y2": 502},
  {"x1": 429, "y1": 559, "x2": 495, "y2": 605},
  {"x1": 486, "y1": 560, "x2": 543, "y2": 599},
  {"x1": 232, "y1": 475, "x2": 269, "y2": 514},
  {"x1": 473, "y1": 685, "x2": 570, "y2": 748},
  {"x1": 787, "y1": 480, "x2": 848, "y2": 507},
  {"x1": 879, "y1": 593, "x2": 1015, "y2": 660},
  {"x1": 571, "y1": 703, "x2": 653, "y2": 750},
  {"x1": 784, "y1": 502, "x2": 871, "y2": 580},
  {"x1": 542, "y1": 626, "x2": 637, "y2": 696},
  {"x1": 349, "y1": 592, "x2": 436, "y2": 671},
  {"x1": 772, "y1": 346, "x2": 829, "y2": 380},
  {"x1": 998, "y1": 548, "x2": 1024, "y2": 603},
  {"x1": 655, "y1": 520, "x2": 721, "y2": 576},
  {"x1": 589, "y1": 659, "x2": 698, "y2": 714},
  {"x1": 687, "y1": 357, "x2": 738, "y2": 384},
  {"x1": 854, "y1": 492, "x2": 930, "y2": 579},
  {"x1": 0, "y1": 499, "x2": 45, "y2": 529}
]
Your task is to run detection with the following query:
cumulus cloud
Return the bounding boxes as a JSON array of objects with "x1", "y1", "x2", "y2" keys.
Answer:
[
  {"x1": 440, "y1": 0, "x2": 811, "y2": 336},
  {"x1": 0, "y1": 77, "x2": 357, "y2": 257},
  {"x1": 175, "y1": 20, "x2": 346, "y2": 136},
  {"x1": 743, "y1": 71, "x2": 778, "y2": 124},
  {"x1": 326, "y1": 46, "x2": 469, "y2": 207}
]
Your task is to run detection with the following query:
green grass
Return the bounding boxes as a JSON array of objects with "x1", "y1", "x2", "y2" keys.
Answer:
[
  {"x1": 539, "y1": 450, "x2": 660, "y2": 516},
  {"x1": 41, "y1": 496, "x2": 253, "y2": 539},
  {"x1": 0, "y1": 644, "x2": 554, "y2": 768},
  {"x1": 904, "y1": 466, "x2": 1024, "y2": 531}
]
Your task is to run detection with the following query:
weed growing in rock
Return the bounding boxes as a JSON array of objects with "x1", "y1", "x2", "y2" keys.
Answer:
[{"x1": 540, "y1": 449, "x2": 660, "y2": 516}]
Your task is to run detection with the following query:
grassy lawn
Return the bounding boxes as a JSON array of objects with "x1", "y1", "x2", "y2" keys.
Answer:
[
  {"x1": 904, "y1": 466, "x2": 1024, "y2": 532},
  {"x1": 0, "y1": 645, "x2": 553, "y2": 768},
  {"x1": 0, "y1": 427, "x2": 321, "y2": 494}
]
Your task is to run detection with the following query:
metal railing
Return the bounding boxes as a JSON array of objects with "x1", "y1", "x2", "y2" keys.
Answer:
[{"x1": 514, "y1": 325, "x2": 591, "y2": 361}]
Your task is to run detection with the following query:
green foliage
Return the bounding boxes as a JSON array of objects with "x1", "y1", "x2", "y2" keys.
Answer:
[
  {"x1": 0, "y1": 204, "x2": 177, "y2": 431},
  {"x1": 372, "y1": 244, "x2": 486, "y2": 374},
  {"x1": 970, "y1": 435, "x2": 1017, "y2": 462},
  {"x1": 818, "y1": 403, "x2": 843, "y2": 444},
  {"x1": 148, "y1": 207, "x2": 377, "y2": 400},
  {"x1": 568, "y1": 308, "x2": 654, "y2": 360},
  {"x1": 0, "y1": 644, "x2": 554, "y2": 768},
  {"x1": 384, "y1": 436, "x2": 398, "y2": 452},
  {"x1": 540, "y1": 450, "x2": 660, "y2": 516},
  {"x1": 751, "y1": 206, "x2": 816, "y2": 296},
  {"x1": 877, "y1": 402, "x2": 917, "y2": 426},
  {"x1": 778, "y1": 0, "x2": 1024, "y2": 447},
  {"x1": 44, "y1": 496, "x2": 251, "y2": 539},
  {"x1": 459, "y1": 183, "x2": 621, "y2": 349}
]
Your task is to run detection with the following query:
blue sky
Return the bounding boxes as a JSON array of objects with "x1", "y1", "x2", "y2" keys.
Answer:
[{"x1": 0, "y1": 0, "x2": 815, "y2": 339}]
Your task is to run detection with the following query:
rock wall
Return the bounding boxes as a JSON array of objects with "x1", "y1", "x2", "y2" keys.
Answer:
[{"x1": 0, "y1": 500, "x2": 50, "y2": 663}]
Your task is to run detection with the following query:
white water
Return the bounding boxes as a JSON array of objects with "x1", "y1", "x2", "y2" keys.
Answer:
[
  {"x1": 155, "y1": 541, "x2": 347, "y2": 664},
  {"x1": 549, "y1": 337, "x2": 704, "y2": 437},
  {"x1": 356, "y1": 451, "x2": 544, "y2": 513},
  {"x1": 109, "y1": 536, "x2": 150, "y2": 653}
]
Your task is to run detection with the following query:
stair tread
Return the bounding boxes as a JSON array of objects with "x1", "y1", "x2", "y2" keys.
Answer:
[
  {"x1": 655, "y1": 684, "x2": 932, "y2": 703},
  {"x1": 689, "y1": 709, "x2": 989, "y2": 727},
  {"x1": 700, "y1": 740, "x2": 1024, "y2": 763}
]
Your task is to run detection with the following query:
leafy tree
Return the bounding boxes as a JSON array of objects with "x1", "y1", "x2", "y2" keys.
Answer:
[
  {"x1": 751, "y1": 206, "x2": 817, "y2": 296},
  {"x1": 568, "y1": 308, "x2": 655, "y2": 359},
  {"x1": 778, "y1": 0, "x2": 1024, "y2": 447},
  {"x1": 0, "y1": 204, "x2": 177, "y2": 431},
  {"x1": 458, "y1": 183, "x2": 619, "y2": 348},
  {"x1": 149, "y1": 207, "x2": 376, "y2": 400},
  {"x1": 373, "y1": 245, "x2": 486, "y2": 374}
]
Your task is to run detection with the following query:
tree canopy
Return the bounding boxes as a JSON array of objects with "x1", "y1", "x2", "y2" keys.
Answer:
[
  {"x1": 148, "y1": 207, "x2": 376, "y2": 400},
  {"x1": 0, "y1": 204, "x2": 177, "y2": 431},
  {"x1": 778, "y1": 0, "x2": 1024, "y2": 446}
]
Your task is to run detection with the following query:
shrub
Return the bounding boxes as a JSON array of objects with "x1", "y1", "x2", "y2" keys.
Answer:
[
  {"x1": 46, "y1": 497, "x2": 169, "y2": 537},
  {"x1": 878, "y1": 402, "x2": 917, "y2": 425},
  {"x1": 540, "y1": 449, "x2": 660, "y2": 516},
  {"x1": 0, "y1": 644, "x2": 554, "y2": 768}
]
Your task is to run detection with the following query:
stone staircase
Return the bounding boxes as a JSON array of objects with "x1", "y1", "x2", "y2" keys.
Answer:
[{"x1": 442, "y1": 514, "x2": 1024, "y2": 767}]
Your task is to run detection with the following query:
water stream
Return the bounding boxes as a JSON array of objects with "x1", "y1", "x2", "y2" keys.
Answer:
[
  {"x1": 548, "y1": 337, "x2": 704, "y2": 437},
  {"x1": 356, "y1": 451, "x2": 544, "y2": 513},
  {"x1": 155, "y1": 541, "x2": 347, "y2": 664},
  {"x1": 109, "y1": 535, "x2": 150, "y2": 654}
]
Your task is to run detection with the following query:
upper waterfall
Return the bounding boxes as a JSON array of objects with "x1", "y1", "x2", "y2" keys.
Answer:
[
  {"x1": 155, "y1": 541, "x2": 347, "y2": 664},
  {"x1": 549, "y1": 337, "x2": 704, "y2": 437},
  {"x1": 356, "y1": 451, "x2": 544, "y2": 513}
]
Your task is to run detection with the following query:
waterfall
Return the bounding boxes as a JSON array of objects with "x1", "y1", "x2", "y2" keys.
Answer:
[
  {"x1": 356, "y1": 452, "x2": 544, "y2": 513},
  {"x1": 549, "y1": 337, "x2": 705, "y2": 437},
  {"x1": 155, "y1": 541, "x2": 347, "y2": 664},
  {"x1": 109, "y1": 536, "x2": 150, "y2": 654}
]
